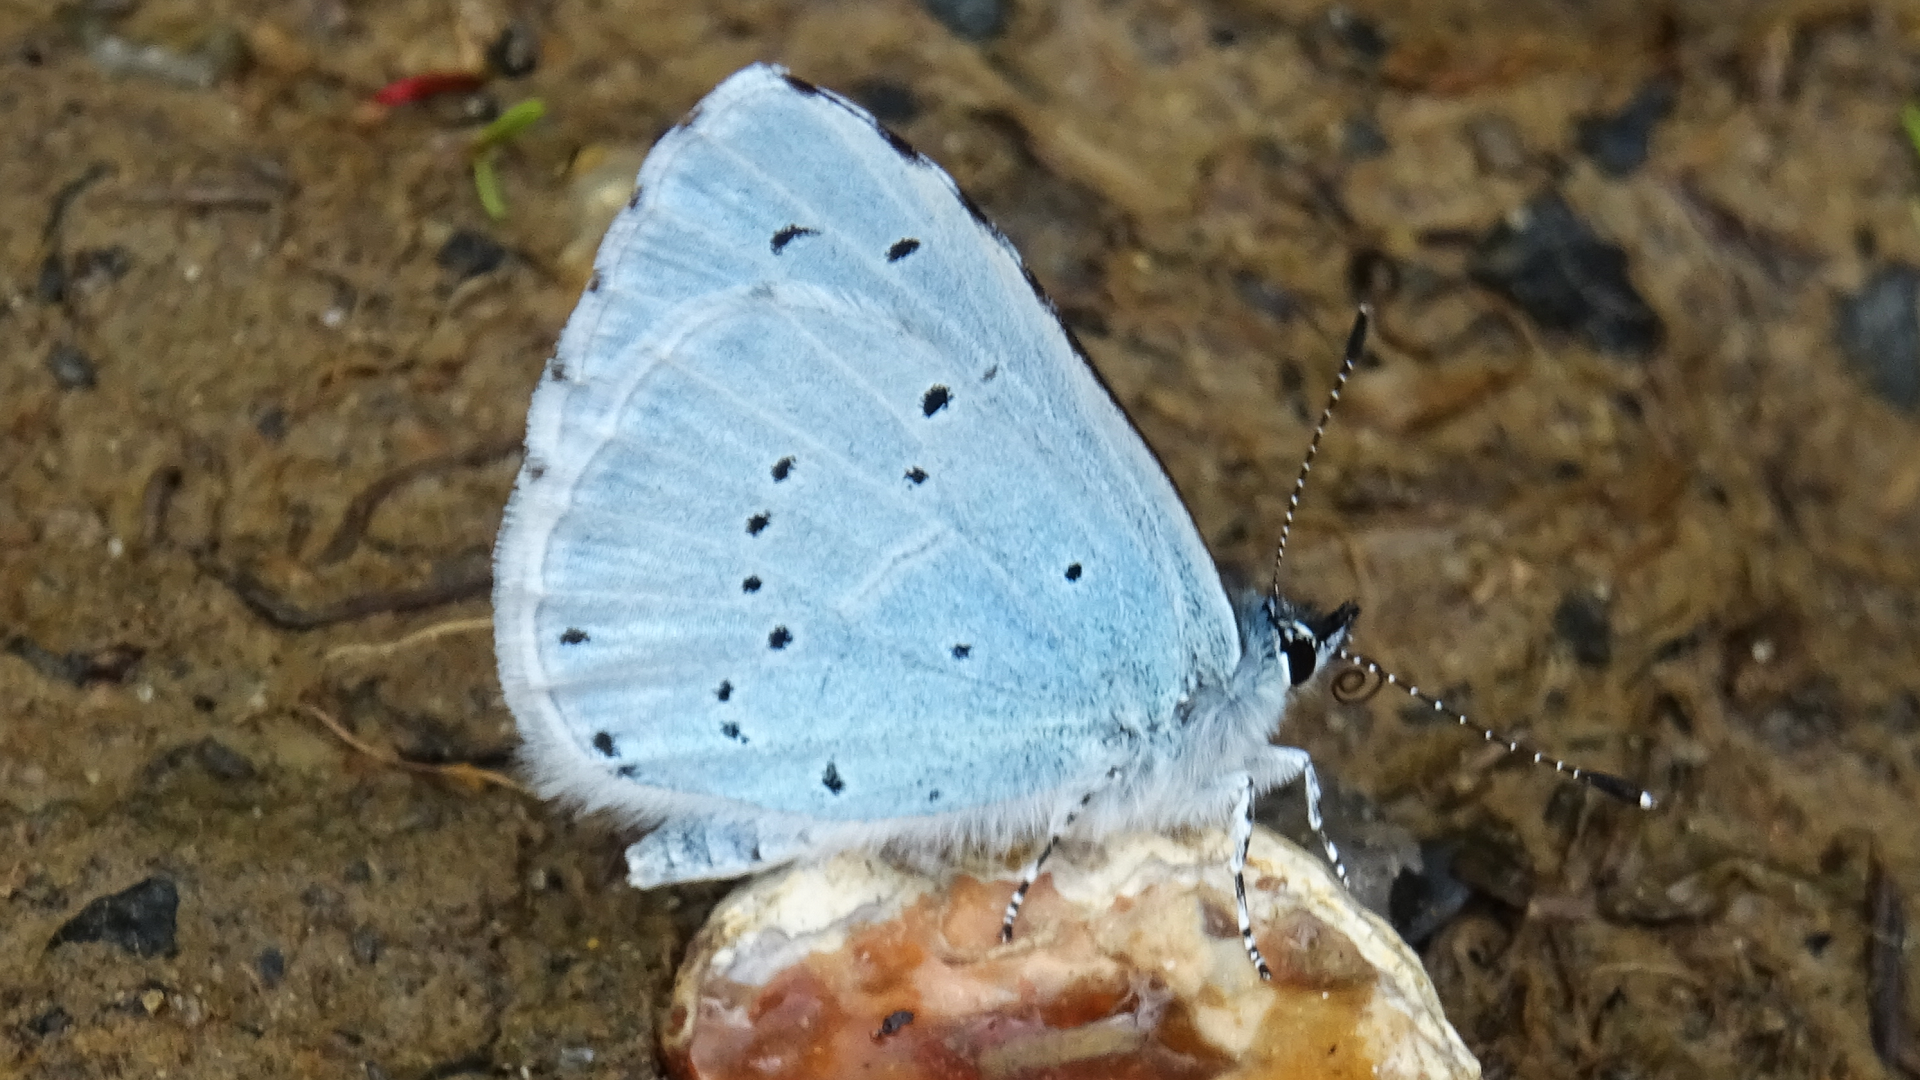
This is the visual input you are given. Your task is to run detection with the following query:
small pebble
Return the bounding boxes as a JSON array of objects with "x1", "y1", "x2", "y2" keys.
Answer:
[
  {"x1": 1835, "y1": 264, "x2": 1920, "y2": 411},
  {"x1": 487, "y1": 20, "x2": 539, "y2": 78},
  {"x1": 47, "y1": 876, "x2": 180, "y2": 958},
  {"x1": 437, "y1": 229, "x2": 508, "y2": 281},
  {"x1": 918, "y1": 0, "x2": 1004, "y2": 40},
  {"x1": 1470, "y1": 193, "x2": 1663, "y2": 357},
  {"x1": 1552, "y1": 590, "x2": 1613, "y2": 667},
  {"x1": 1576, "y1": 76, "x2": 1677, "y2": 177},
  {"x1": 350, "y1": 925, "x2": 382, "y2": 965},
  {"x1": 255, "y1": 946, "x2": 286, "y2": 988},
  {"x1": 46, "y1": 343, "x2": 97, "y2": 390}
]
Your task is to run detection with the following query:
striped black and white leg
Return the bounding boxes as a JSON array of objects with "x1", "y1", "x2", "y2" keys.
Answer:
[
  {"x1": 1300, "y1": 758, "x2": 1351, "y2": 889},
  {"x1": 1228, "y1": 773, "x2": 1272, "y2": 980},
  {"x1": 1002, "y1": 782, "x2": 1105, "y2": 943}
]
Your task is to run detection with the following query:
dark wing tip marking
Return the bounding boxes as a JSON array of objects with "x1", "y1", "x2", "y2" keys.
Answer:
[
  {"x1": 626, "y1": 189, "x2": 640, "y2": 210},
  {"x1": 921, "y1": 385, "x2": 951, "y2": 416},
  {"x1": 716, "y1": 680, "x2": 732, "y2": 702},
  {"x1": 747, "y1": 512, "x2": 771, "y2": 535},
  {"x1": 905, "y1": 466, "x2": 928, "y2": 485},
  {"x1": 742, "y1": 575, "x2": 762, "y2": 593},
  {"x1": 1065, "y1": 563, "x2": 1083, "y2": 581},
  {"x1": 721, "y1": 721, "x2": 743, "y2": 741},
  {"x1": 560, "y1": 627, "x2": 588, "y2": 644},
  {"x1": 771, "y1": 225, "x2": 818, "y2": 254},
  {"x1": 878, "y1": 125, "x2": 920, "y2": 161},
  {"x1": 771, "y1": 456, "x2": 795, "y2": 481},
  {"x1": 592, "y1": 732, "x2": 615, "y2": 756},
  {"x1": 951, "y1": 644, "x2": 971, "y2": 659},
  {"x1": 783, "y1": 73, "x2": 820, "y2": 95},
  {"x1": 617, "y1": 765, "x2": 637, "y2": 778},
  {"x1": 769, "y1": 626, "x2": 792, "y2": 649},
  {"x1": 822, "y1": 762, "x2": 844, "y2": 794},
  {"x1": 886, "y1": 238, "x2": 922, "y2": 262}
]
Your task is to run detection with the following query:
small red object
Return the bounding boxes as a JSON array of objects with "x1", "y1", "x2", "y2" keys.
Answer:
[{"x1": 372, "y1": 71, "x2": 487, "y2": 106}]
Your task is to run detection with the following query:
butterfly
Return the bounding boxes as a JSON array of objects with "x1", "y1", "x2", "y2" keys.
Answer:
[{"x1": 491, "y1": 63, "x2": 1651, "y2": 978}]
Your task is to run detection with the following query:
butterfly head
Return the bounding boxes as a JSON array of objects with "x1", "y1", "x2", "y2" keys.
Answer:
[{"x1": 1263, "y1": 596, "x2": 1358, "y2": 689}]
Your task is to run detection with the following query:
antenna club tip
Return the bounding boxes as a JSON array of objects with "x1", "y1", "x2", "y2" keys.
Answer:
[{"x1": 1638, "y1": 791, "x2": 1657, "y2": 811}]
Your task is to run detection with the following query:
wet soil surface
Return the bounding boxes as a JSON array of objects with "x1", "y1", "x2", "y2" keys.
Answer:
[{"x1": 3, "y1": 0, "x2": 1918, "y2": 1077}]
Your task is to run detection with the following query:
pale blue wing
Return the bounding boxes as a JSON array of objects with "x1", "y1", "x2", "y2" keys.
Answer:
[{"x1": 493, "y1": 64, "x2": 1239, "y2": 832}]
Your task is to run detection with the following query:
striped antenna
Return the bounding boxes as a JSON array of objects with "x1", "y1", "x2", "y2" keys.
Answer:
[
  {"x1": 1272, "y1": 306, "x2": 1370, "y2": 595},
  {"x1": 1338, "y1": 647, "x2": 1658, "y2": 810}
]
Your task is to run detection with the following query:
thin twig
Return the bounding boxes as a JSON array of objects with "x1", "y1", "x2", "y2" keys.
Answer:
[
  {"x1": 299, "y1": 703, "x2": 530, "y2": 795},
  {"x1": 324, "y1": 616, "x2": 493, "y2": 664}
]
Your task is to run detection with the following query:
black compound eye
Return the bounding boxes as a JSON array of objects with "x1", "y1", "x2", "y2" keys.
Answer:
[{"x1": 1283, "y1": 635, "x2": 1319, "y2": 686}]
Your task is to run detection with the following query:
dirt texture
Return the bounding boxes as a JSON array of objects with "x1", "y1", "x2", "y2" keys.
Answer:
[{"x1": 3, "y1": 0, "x2": 1919, "y2": 1077}]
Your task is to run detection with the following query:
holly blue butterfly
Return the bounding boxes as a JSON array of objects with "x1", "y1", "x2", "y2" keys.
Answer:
[{"x1": 492, "y1": 63, "x2": 1651, "y2": 977}]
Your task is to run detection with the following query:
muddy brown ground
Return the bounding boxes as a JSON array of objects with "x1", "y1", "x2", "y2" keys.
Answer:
[{"x1": 4, "y1": 0, "x2": 1919, "y2": 1077}]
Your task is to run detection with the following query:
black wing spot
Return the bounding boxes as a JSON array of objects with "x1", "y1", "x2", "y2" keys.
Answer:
[
  {"x1": 1065, "y1": 563, "x2": 1083, "y2": 581},
  {"x1": 592, "y1": 732, "x2": 615, "y2": 757},
  {"x1": 586, "y1": 271, "x2": 602, "y2": 293},
  {"x1": 549, "y1": 358, "x2": 567, "y2": 382},
  {"x1": 887, "y1": 238, "x2": 921, "y2": 262},
  {"x1": 527, "y1": 461, "x2": 546, "y2": 480},
  {"x1": 771, "y1": 456, "x2": 795, "y2": 481},
  {"x1": 822, "y1": 762, "x2": 844, "y2": 794},
  {"x1": 905, "y1": 466, "x2": 928, "y2": 485},
  {"x1": 747, "y1": 512, "x2": 771, "y2": 536},
  {"x1": 769, "y1": 626, "x2": 792, "y2": 649},
  {"x1": 742, "y1": 575, "x2": 762, "y2": 593},
  {"x1": 721, "y1": 721, "x2": 744, "y2": 742},
  {"x1": 627, "y1": 190, "x2": 640, "y2": 210},
  {"x1": 561, "y1": 627, "x2": 588, "y2": 644},
  {"x1": 771, "y1": 225, "x2": 818, "y2": 254},
  {"x1": 617, "y1": 765, "x2": 637, "y2": 778},
  {"x1": 783, "y1": 73, "x2": 820, "y2": 95},
  {"x1": 921, "y1": 385, "x2": 951, "y2": 416},
  {"x1": 716, "y1": 680, "x2": 732, "y2": 702},
  {"x1": 982, "y1": 365, "x2": 998, "y2": 382},
  {"x1": 951, "y1": 644, "x2": 971, "y2": 659},
  {"x1": 928, "y1": 789, "x2": 941, "y2": 802}
]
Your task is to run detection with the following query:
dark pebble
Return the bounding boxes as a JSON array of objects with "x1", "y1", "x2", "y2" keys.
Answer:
[
  {"x1": 254, "y1": 404, "x2": 288, "y2": 442},
  {"x1": 1388, "y1": 842, "x2": 1473, "y2": 947},
  {"x1": 1576, "y1": 75, "x2": 1677, "y2": 177},
  {"x1": 436, "y1": 229, "x2": 507, "y2": 281},
  {"x1": 1835, "y1": 263, "x2": 1920, "y2": 411},
  {"x1": 1470, "y1": 192, "x2": 1664, "y2": 357},
  {"x1": 1552, "y1": 591, "x2": 1613, "y2": 668},
  {"x1": 1327, "y1": 9, "x2": 1389, "y2": 62},
  {"x1": 255, "y1": 946, "x2": 286, "y2": 988},
  {"x1": 486, "y1": 20, "x2": 538, "y2": 78},
  {"x1": 351, "y1": 925, "x2": 382, "y2": 965},
  {"x1": 1341, "y1": 114, "x2": 1390, "y2": 160},
  {"x1": 194, "y1": 738, "x2": 257, "y2": 781},
  {"x1": 47, "y1": 877, "x2": 179, "y2": 958},
  {"x1": 27, "y1": 1005, "x2": 72, "y2": 1038},
  {"x1": 850, "y1": 78, "x2": 919, "y2": 125},
  {"x1": 919, "y1": 0, "x2": 1005, "y2": 40},
  {"x1": 46, "y1": 342, "x2": 98, "y2": 390}
]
